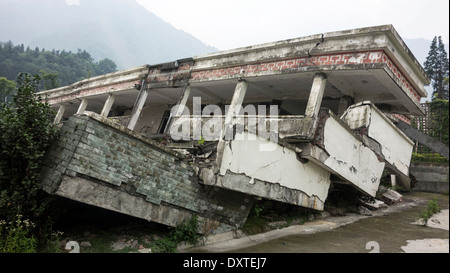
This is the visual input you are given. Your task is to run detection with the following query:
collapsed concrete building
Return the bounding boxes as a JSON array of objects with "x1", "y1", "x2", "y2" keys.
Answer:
[{"x1": 39, "y1": 25, "x2": 430, "y2": 235}]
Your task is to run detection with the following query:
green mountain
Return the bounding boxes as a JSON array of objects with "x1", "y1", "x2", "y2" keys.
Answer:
[{"x1": 0, "y1": 0, "x2": 217, "y2": 70}]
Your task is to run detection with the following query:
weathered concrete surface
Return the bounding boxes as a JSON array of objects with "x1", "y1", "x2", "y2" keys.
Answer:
[
  {"x1": 425, "y1": 209, "x2": 449, "y2": 231},
  {"x1": 217, "y1": 132, "x2": 330, "y2": 210},
  {"x1": 299, "y1": 109, "x2": 385, "y2": 197},
  {"x1": 410, "y1": 163, "x2": 449, "y2": 193},
  {"x1": 400, "y1": 239, "x2": 449, "y2": 253},
  {"x1": 341, "y1": 102, "x2": 414, "y2": 184},
  {"x1": 41, "y1": 112, "x2": 254, "y2": 235}
]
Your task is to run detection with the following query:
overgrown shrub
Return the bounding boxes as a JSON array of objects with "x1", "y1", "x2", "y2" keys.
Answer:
[
  {"x1": 0, "y1": 214, "x2": 37, "y2": 253},
  {"x1": 420, "y1": 197, "x2": 441, "y2": 225},
  {"x1": 0, "y1": 72, "x2": 58, "y2": 250},
  {"x1": 151, "y1": 215, "x2": 204, "y2": 253},
  {"x1": 411, "y1": 153, "x2": 449, "y2": 164}
]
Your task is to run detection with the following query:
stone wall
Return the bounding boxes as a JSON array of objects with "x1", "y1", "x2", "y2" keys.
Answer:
[{"x1": 40, "y1": 112, "x2": 253, "y2": 235}]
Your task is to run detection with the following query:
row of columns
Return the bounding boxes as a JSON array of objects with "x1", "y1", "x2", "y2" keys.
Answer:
[
  {"x1": 53, "y1": 94, "x2": 116, "y2": 124},
  {"x1": 54, "y1": 73, "x2": 328, "y2": 137}
]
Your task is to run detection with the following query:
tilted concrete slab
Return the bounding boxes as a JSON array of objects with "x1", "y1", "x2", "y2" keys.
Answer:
[
  {"x1": 41, "y1": 112, "x2": 253, "y2": 235},
  {"x1": 341, "y1": 101, "x2": 415, "y2": 189}
]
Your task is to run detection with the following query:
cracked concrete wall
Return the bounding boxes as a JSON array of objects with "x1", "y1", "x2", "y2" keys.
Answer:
[
  {"x1": 322, "y1": 114, "x2": 385, "y2": 197},
  {"x1": 216, "y1": 131, "x2": 330, "y2": 210},
  {"x1": 341, "y1": 102, "x2": 414, "y2": 185}
]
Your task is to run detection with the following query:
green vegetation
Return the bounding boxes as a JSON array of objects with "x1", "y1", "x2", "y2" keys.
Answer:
[
  {"x1": 411, "y1": 153, "x2": 449, "y2": 164},
  {"x1": 0, "y1": 214, "x2": 37, "y2": 253},
  {"x1": 411, "y1": 98, "x2": 449, "y2": 159},
  {"x1": 151, "y1": 215, "x2": 204, "y2": 253},
  {"x1": 424, "y1": 36, "x2": 449, "y2": 100},
  {"x1": 0, "y1": 77, "x2": 16, "y2": 104},
  {"x1": 0, "y1": 41, "x2": 117, "y2": 93},
  {"x1": 429, "y1": 99, "x2": 449, "y2": 146},
  {"x1": 419, "y1": 197, "x2": 441, "y2": 226},
  {"x1": 0, "y1": 73, "x2": 59, "y2": 252}
]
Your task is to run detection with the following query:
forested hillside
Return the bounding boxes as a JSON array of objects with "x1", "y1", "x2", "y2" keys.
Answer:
[
  {"x1": 0, "y1": 41, "x2": 117, "y2": 91},
  {"x1": 0, "y1": 0, "x2": 217, "y2": 70}
]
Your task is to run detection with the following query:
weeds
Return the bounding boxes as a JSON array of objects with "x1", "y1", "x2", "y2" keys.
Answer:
[
  {"x1": 151, "y1": 215, "x2": 204, "y2": 253},
  {"x1": 0, "y1": 215, "x2": 37, "y2": 253},
  {"x1": 419, "y1": 197, "x2": 441, "y2": 226}
]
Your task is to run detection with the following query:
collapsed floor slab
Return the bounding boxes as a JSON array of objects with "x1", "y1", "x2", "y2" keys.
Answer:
[{"x1": 40, "y1": 112, "x2": 254, "y2": 235}]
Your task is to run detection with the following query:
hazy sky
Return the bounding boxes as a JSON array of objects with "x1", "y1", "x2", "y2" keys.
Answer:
[{"x1": 136, "y1": 0, "x2": 449, "y2": 50}]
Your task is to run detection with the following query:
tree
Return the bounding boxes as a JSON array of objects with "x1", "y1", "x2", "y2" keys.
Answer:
[
  {"x1": 0, "y1": 77, "x2": 16, "y2": 104},
  {"x1": 39, "y1": 70, "x2": 59, "y2": 90},
  {"x1": 96, "y1": 58, "x2": 117, "y2": 75},
  {"x1": 424, "y1": 36, "x2": 449, "y2": 100},
  {"x1": 0, "y1": 73, "x2": 58, "y2": 227},
  {"x1": 0, "y1": 41, "x2": 118, "y2": 91}
]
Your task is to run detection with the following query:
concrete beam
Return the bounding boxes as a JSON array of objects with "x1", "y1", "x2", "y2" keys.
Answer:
[
  {"x1": 76, "y1": 98, "x2": 88, "y2": 115},
  {"x1": 394, "y1": 119, "x2": 449, "y2": 159},
  {"x1": 100, "y1": 94, "x2": 116, "y2": 117},
  {"x1": 53, "y1": 104, "x2": 66, "y2": 124},
  {"x1": 305, "y1": 73, "x2": 327, "y2": 117}
]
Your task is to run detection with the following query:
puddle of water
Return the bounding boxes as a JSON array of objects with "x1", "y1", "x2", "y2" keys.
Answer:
[{"x1": 229, "y1": 192, "x2": 449, "y2": 253}]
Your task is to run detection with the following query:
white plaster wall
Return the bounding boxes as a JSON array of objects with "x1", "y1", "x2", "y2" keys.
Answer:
[
  {"x1": 341, "y1": 103, "x2": 413, "y2": 176},
  {"x1": 368, "y1": 108, "x2": 413, "y2": 176},
  {"x1": 323, "y1": 117, "x2": 385, "y2": 197},
  {"x1": 219, "y1": 132, "x2": 331, "y2": 202}
]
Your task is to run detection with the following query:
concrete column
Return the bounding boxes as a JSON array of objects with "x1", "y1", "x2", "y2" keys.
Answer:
[
  {"x1": 53, "y1": 104, "x2": 66, "y2": 124},
  {"x1": 76, "y1": 98, "x2": 88, "y2": 115},
  {"x1": 222, "y1": 80, "x2": 248, "y2": 139},
  {"x1": 164, "y1": 84, "x2": 191, "y2": 134},
  {"x1": 100, "y1": 94, "x2": 116, "y2": 117},
  {"x1": 127, "y1": 89, "x2": 149, "y2": 131},
  {"x1": 390, "y1": 174, "x2": 397, "y2": 187},
  {"x1": 305, "y1": 73, "x2": 327, "y2": 117},
  {"x1": 216, "y1": 80, "x2": 248, "y2": 170},
  {"x1": 173, "y1": 84, "x2": 191, "y2": 117}
]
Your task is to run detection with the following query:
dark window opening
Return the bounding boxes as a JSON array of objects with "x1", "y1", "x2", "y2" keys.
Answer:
[{"x1": 157, "y1": 110, "x2": 171, "y2": 134}]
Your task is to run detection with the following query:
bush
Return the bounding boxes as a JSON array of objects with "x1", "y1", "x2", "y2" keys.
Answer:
[
  {"x1": 0, "y1": 214, "x2": 37, "y2": 253},
  {"x1": 411, "y1": 153, "x2": 449, "y2": 164},
  {"x1": 151, "y1": 215, "x2": 204, "y2": 253},
  {"x1": 420, "y1": 197, "x2": 441, "y2": 225},
  {"x1": 0, "y1": 73, "x2": 58, "y2": 250}
]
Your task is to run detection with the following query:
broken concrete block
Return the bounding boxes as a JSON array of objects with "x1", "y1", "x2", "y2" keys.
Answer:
[
  {"x1": 358, "y1": 198, "x2": 387, "y2": 210},
  {"x1": 379, "y1": 186, "x2": 403, "y2": 204},
  {"x1": 359, "y1": 206, "x2": 373, "y2": 216}
]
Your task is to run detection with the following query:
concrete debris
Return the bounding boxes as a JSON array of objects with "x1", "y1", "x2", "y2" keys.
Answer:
[
  {"x1": 379, "y1": 186, "x2": 403, "y2": 204},
  {"x1": 358, "y1": 198, "x2": 387, "y2": 210},
  {"x1": 358, "y1": 206, "x2": 373, "y2": 216}
]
